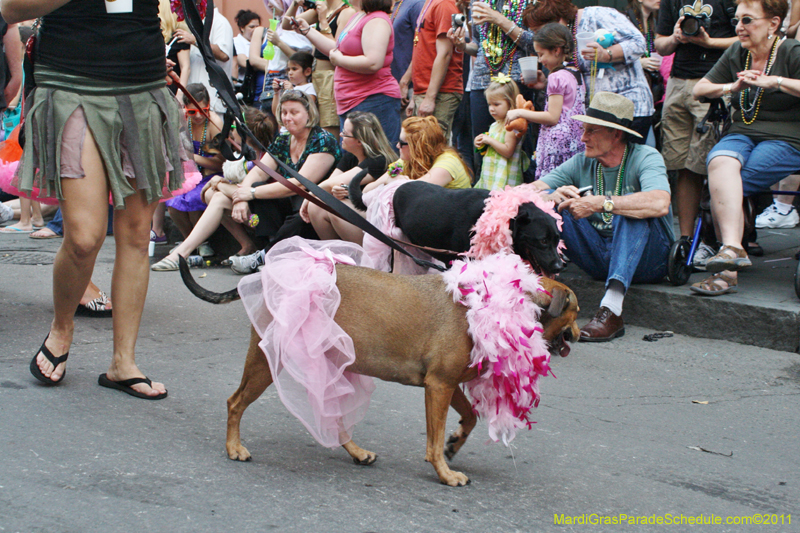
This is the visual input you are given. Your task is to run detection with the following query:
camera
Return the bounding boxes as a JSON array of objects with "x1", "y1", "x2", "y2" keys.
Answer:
[
  {"x1": 680, "y1": 13, "x2": 710, "y2": 37},
  {"x1": 451, "y1": 13, "x2": 466, "y2": 29}
]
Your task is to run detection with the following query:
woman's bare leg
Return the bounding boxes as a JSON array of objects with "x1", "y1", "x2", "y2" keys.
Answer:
[
  {"x1": 707, "y1": 155, "x2": 745, "y2": 247},
  {"x1": 160, "y1": 192, "x2": 232, "y2": 261},
  {"x1": 220, "y1": 216, "x2": 256, "y2": 255},
  {"x1": 167, "y1": 206, "x2": 193, "y2": 239},
  {"x1": 34, "y1": 132, "x2": 109, "y2": 382},
  {"x1": 3, "y1": 197, "x2": 34, "y2": 231},
  {"x1": 151, "y1": 202, "x2": 166, "y2": 238},
  {"x1": 308, "y1": 201, "x2": 364, "y2": 244},
  {"x1": 105, "y1": 180, "x2": 164, "y2": 397}
]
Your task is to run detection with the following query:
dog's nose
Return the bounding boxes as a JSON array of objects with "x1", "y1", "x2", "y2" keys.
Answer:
[{"x1": 551, "y1": 258, "x2": 565, "y2": 273}]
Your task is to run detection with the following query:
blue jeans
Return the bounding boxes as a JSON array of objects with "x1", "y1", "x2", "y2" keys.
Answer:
[
  {"x1": 707, "y1": 133, "x2": 800, "y2": 196},
  {"x1": 560, "y1": 211, "x2": 671, "y2": 291},
  {"x1": 339, "y1": 93, "x2": 401, "y2": 147}
]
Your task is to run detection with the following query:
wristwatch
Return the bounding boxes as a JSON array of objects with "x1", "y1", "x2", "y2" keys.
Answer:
[
  {"x1": 603, "y1": 195, "x2": 614, "y2": 213},
  {"x1": 250, "y1": 187, "x2": 257, "y2": 200},
  {"x1": 777, "y1": 76, "x2": 784, "y2": 90},
  {"x1": 722, "y1": 83, "x2": 732, "y2": 96}
]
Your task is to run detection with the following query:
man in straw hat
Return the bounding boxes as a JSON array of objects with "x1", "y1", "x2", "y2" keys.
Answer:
[{"x1": 533, "y1": 92, "x2": 674, "y2": 342}]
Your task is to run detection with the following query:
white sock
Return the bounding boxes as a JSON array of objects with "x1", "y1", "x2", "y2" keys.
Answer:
[
  {"x1": 600, "y1": 280, "x2": 625, "y2": 316},
  {"x1": 775, "y1": 200, "x2": 794, "y2": 215}
]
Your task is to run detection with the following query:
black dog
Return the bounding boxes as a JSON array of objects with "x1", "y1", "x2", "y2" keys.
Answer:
[{"x1": 349, "y1": 176, "x2": 564, "y2": 276}]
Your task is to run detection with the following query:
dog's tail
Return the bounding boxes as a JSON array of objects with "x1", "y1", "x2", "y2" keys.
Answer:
[
  {"x1": 178, "y1": 256, "x2": 241, "y2": 304},
  {"x1": 347, "y1": 168, "x2": 370, "y2": 212}
]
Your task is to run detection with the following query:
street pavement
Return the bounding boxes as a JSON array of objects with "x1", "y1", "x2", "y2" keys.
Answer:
[{"x1": 0, "y1": 233, "x2": 799, "y2": 533}]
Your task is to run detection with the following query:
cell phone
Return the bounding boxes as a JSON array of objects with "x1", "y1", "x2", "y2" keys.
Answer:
[
  {"x1": 577, "y1": 185, "x2": 593, "y2": 196},
  {"x1": 302, "y1": 0, "x2": 317, "y2": 11}
]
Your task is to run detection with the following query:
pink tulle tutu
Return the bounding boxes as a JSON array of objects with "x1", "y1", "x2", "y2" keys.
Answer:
[
  {"x1": 238, "y1": 238, "x2": 377, "y2": 448},
  {"x1": 0, "y1": 159, "x2": 202, "y2": 205},
  {"x1": 442, "y1": 252, "x2": 553, "y2": 445},
  {"x1": 468, "y1": 183, "x2": 565, "y2": 260},
  {"x1": 361, "y1": 178, "x2": 443, "y2": 275}
]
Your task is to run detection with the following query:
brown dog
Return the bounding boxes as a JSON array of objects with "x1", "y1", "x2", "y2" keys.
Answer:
[{"x1": 213, "y1": 265, "x2": 580, "y2": 486}]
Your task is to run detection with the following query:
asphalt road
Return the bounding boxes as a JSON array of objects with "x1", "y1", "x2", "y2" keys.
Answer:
[{"x1": 1, "y1": 237, "x2": 799, "y2": 533}]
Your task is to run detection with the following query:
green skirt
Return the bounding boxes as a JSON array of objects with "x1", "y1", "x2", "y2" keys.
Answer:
[{"x1": 17, "y1": 65, "x2": 191, "y2": 209}]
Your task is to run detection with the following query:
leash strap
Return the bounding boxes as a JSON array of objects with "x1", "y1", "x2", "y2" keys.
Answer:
[{"x1": 177, "y1": 0, "x2": 446, "y2": 272}]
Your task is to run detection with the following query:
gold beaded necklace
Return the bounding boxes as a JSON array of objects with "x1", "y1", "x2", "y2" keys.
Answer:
[{"x1": 740, "y1": 35, "x2": 780, "y2": 125}]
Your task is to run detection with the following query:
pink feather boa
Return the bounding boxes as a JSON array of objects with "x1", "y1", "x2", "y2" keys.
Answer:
[
  {"x1": 442, "y1": 252, "x2": 553, "y2": 445},
  {"x1": 467, "y1": 184, "x2": 565, "y2": 260}
]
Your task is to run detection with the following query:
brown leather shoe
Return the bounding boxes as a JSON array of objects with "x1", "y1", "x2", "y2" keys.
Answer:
[{"x1": 579, "y1": 307, "x2": 625, "y2": 342}]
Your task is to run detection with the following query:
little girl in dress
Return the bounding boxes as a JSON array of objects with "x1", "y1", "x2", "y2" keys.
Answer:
[
  {"x1": 473, "y1": 76, "x2": 524, "y2": 191},
  {"x1": 505, "y1": 23, "x2": 585, "y2": 180}
]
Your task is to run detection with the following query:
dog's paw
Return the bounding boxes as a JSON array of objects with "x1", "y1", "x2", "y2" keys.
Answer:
[
  {"x1": 226, "y1": 443, "x2": 252, "y2": 462},
  {"x1": 352, "y1": 452, "x2": 378, "y2": 466},
  {"x1": 439, "y1": 470, "x2": 470, "y2": 487}
]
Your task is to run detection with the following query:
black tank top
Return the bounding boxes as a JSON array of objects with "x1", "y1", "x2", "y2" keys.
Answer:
[
  {"x1": 313, "y1": 6, "x2": 344, "y2": 61},
  {"x1": 38, "y1": 0, "x2": 165, "y2": 83}
]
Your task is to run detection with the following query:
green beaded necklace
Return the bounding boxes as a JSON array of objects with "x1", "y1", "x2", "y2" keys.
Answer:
[{"x1": 595, "y1": 144, "x2": 629, "y2": 224}]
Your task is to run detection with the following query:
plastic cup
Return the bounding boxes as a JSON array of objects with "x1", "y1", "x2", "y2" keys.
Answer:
[
  {"x1": 518, "y1": 56, "x2": 538, "y2": 84},
  {"x1": 576, "y1": 32, "x2": 596, "y2": 54},
  {"x1": 105, "y1": 0, "x2": 133, "y2": 13},
  {"x1": 263, "y1": 42, "x2": 275, "y2": 61},
  {"x1": 269, "y1": 19, "x2": 278, "y2": 31}
]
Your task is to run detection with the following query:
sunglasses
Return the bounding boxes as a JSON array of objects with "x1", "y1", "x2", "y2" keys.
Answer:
[
  {"x1": 185, "y1": 106, "x2": 209, "y2": 116},
  {"x1": 397, "y1": 140, "x2": 409, "y2": 147},
  {"x1": 731, "y1": 16, "x2": 766, "y2": 26}
]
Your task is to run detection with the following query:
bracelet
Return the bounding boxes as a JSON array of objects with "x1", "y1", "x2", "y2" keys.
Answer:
[
  {"x1": 505, "y1": 23, "x2": 517, "y2": 36},
  {"x1": 777, "y1": 76, "x2": 784, "y2": 90},
  {"x1": 722, "y1": 83, "x2": 732, "y2": 96},
  {"x1": 319, "y1": 25, "x2": 332, "y2": 34},
  {"x1": 301, "y1": 27, "x2": 310, "y2": 36}
]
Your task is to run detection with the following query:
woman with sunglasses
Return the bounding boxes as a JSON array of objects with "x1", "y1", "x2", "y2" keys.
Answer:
[
  {"x1": 690, "y1": 0, "x2": 800, "y2": 296},
  {"x1": 299, "y1": 111, "x2": 397, "y2": 244},
  {"x1": 228, "y1": 90, "x2": 341, "y2": 274},
  {"x1": 164, "y1": 83, "x2": 224, "y2": 258},
  {"x1": 6, "y1": 0, "x2": 188, "y2": 398}
]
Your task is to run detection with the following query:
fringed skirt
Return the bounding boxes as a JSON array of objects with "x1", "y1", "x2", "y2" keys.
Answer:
[{"x1": 15, "y1": 65, "x2": 192, "y2": 209}]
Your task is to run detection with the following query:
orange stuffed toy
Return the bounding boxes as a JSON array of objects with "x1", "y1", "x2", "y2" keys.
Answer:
[{"x1": 505, "y1": 94, "x2": 533, "y2": 139}]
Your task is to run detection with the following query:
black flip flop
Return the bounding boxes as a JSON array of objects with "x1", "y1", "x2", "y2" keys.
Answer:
[
  {"x1": 29, "y1": 336, "x2": 69, "y2": 385},
  {"x1": 98, "y1": 373, "x2": 168, "y2": 400}
]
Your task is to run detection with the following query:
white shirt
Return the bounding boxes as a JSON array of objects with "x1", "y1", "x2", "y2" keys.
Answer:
[{"x1": 188, "y1": 8, "x2": 234, "y2": 114}]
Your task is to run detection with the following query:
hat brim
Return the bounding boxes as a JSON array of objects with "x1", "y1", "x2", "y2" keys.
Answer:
[{"x1": 572, "y1": 115, "x2": 643, "y2": 138}]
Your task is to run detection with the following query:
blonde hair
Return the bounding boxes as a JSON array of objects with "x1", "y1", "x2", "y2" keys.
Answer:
[
  {"x1": 277, "y1": 90, "x2": 320, "y2": 129},
  {"x1": 159, "y1": 0, "x2": 190, "y2": 43},
  {"x1": 346, "y1": 111, "x2": 398, "y2": 167},
  {"x1": 401, "y1": 116, "x2": 472, "y2": 181},
  {"x1": 484, "y1": 79, "x2": 520, "y2": 110}
]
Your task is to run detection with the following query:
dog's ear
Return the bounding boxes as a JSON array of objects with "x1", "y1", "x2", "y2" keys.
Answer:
[
  {"x1": 511, "y1": 209, "x2": 531, "y2": 240},
  {"x1": 547, "y1": 287, "x2": 567, "y2": 317}
]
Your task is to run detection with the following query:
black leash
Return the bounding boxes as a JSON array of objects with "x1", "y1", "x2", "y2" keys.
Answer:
[{"x1": 179, "y1": 0, "x2": 445, "y2": 272}]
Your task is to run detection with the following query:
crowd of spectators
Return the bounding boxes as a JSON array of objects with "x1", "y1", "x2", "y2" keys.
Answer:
[{"x1": 3, "y1": 0, "x2": 800, "y2": 351}]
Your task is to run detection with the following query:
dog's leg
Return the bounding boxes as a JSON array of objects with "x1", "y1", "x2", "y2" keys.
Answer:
[
  {"x1": 424, "y1": 379, "x2": 470, "y2": 486},
  {"x1": 444, "y1": 386, "x2": 477, "y2": 461},
  {"x1": 342, "y1": 440, "x2": 377, "y2": 466},
  {"x1": 226, "y1": 326, "x2": 273, "y2": 461}
]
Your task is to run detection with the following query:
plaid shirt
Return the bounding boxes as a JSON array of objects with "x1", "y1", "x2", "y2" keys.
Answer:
[{"x1": 475, "y1": 121, "x2": 524, "y2": 191}]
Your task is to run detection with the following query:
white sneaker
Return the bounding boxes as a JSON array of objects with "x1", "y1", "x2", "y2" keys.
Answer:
[
  {"x1": 197, "y1": 242, "x2": 214, "y2": 257},
  {"x1": 230, "y1": 250, "x2": 264, "y2": 275},
  {"x1": 692, "y1": 242, "x2": 717, "y2": 271},
  {"x1": 755, "y1": 204, "x2": 800, "y2": 229},
  {"x1": 0, "y1": 202, "x2": 13, "y2": 224}
]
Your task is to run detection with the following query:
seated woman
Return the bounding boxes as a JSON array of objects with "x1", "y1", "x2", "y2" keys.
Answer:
[
  {"x1": 151, "y1": 107, "x2": 277, "y2": 271},
  {"x1": 364, "y1": 116, "x2": 472, "y2": 193},
  {"x1": 691, "y1": 0, "x2": 800, "y2": 295},
  {"x1": 164, "y1": 84, "x2": 224, "y2": 258},
  {"x1": 229, "y1": 90, "x2": 341, "y2": 274},
  {"x1": 299, "y1": 111, "x2": 397, "y2": 244}
]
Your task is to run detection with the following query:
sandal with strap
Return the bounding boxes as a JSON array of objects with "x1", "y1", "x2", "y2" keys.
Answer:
[
  {"x1": 705, "y1": 245, "x2": 751, "y2": 273},
  {"x1": 690, "y1": 272, "x2": 738, "y2": 296},
  {"x1": 29, "y1": 335, "x2": 69, "y2": 385},
  {"x1": 98, "y1": 373, "x2": 168, "y2": 400}
]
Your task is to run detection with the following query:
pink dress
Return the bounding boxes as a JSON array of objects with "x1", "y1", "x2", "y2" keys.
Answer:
[
  {"x1": 238, "y1": 238, "x2": 377, "y2": 448},
  {"x1": 535, "y1": 68, "x2": 586, "y2": 179}
]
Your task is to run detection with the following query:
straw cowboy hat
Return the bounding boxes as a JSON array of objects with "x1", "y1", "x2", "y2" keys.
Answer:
[{"x1": 572, "y1": 92, "x2": 643, "y2": 138}]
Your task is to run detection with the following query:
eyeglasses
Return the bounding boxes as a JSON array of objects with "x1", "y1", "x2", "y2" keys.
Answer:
[
  {"x1": 731, "y1": 16, "x2": 766, "y2": 26},
  {"x1": 340, "y1": 132, "x2": 356, "y2": 138},
  {"x1": 281, "y1": 89, "x2": 309, "y2": 102},
  {"x1": 185, "y1": 106, "x2": 209, "y2": 116},
  {"x1": 397, "y1": 140, "x2": 409, "y2": 147}
]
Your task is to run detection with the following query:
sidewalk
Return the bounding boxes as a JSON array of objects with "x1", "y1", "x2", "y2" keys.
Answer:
[
  {"x1": 560, "y1": 221, "x2": 800, "y2": 353},
  {"x1": 1, "y1": 221, "x2": 798, "y2": 352}
]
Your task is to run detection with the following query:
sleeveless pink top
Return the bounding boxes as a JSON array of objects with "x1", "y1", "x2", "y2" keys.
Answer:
[{"x1": 334, "y1": 11, "x2": 401, "y2": 114}]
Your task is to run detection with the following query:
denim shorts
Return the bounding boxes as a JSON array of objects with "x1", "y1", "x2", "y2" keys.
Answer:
[{"x1": 707, "y1": 133, "x2": 800, "y2": 196}]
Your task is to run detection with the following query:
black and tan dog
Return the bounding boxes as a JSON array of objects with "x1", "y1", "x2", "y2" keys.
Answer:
[
  {"x1": 181, "y1": 258, "x2": 580, "y2": 486},
  {"x1": 349, "y1": 173, "x2": 564, "y2": 276}
]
